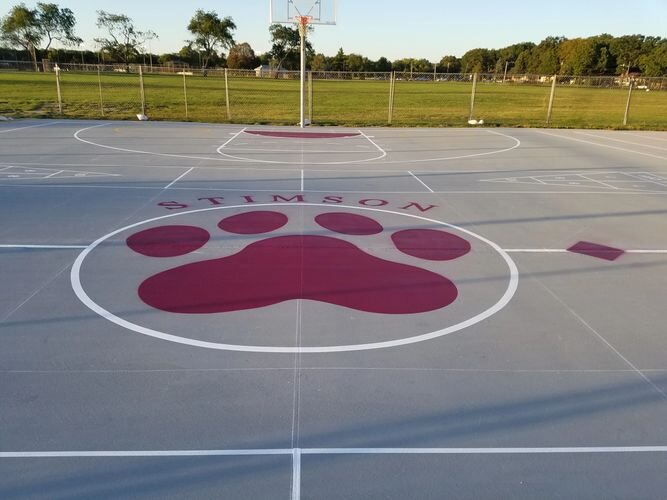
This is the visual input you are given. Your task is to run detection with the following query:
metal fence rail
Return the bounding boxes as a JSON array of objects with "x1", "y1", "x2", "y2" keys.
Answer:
[{"x1": 1, "y1": 62, "x2": 666, "y2": 129}]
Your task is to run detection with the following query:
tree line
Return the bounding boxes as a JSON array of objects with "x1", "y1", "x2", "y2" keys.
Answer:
[{"x1": 2, "y1": 3, "x2": 666, "y2": 76}]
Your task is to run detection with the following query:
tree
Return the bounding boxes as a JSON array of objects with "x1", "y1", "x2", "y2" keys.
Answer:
[
  {"x1": 638, "y1": 39, "x2": 667, "y2": 76},
  {"x1": 374, "y1": 56, "x2": 392, "y2": 72},
  {"x1": 345, "y1": 53, "x2": 365, "y2": 72},
  {"x1": 494, "y1": 42, "x2": 535, "y2": 73},
  {"x1": 610, "y1": 35, "x2": 645, "y2": 75},
  {"x1": 329, "y1": 47, "x2": 346, "y2": 71},
  {"x1": 412, "y1": 58, "x2": 434, "y2": 73},
  {"x1": 559, "y1": 38, "x2": 596, "y2": 75},
  {"x1": 310, "y1": 52, "x2": 328, "y2": 71},
  {"x1": 1, "y1": 4, "x2": 42, "y2": 70},
  {"x1": 37, "y1": 3, "x2": 81, "y2": 50},
  {"x1": 95, "y1": 11, "x2": 156, "y2": 70},
  {"x1": 269, "y1": 24, "x2": 312, "y2": 71},
  {"x1": 187, "y1": 10, "x2": 235, "y2": 69},
  {"x1": 439, "y1": 55, "x2": 460, "y2": 73},
  {"x1": 227, "y1": 42, "x2": 258, "y2": 69},
  {"x1": 461, "y1": 48, "x2": 496, "y2": 73},
  {"x1": 528, "y1": 36, "x2": 564, "y2": 74}
]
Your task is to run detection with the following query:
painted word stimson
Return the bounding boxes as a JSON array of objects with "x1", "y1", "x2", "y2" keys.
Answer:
[{"x1": 158, "y1": 194, "x2": 438, "y2": 212}]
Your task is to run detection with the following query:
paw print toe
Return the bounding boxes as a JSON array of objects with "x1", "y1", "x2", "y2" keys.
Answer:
[{"x1": 126, "y1": 225, "x2": 209, "y2": 257}]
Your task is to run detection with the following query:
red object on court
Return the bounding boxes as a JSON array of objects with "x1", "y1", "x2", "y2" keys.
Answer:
[
  {"x1": 392, "y1": 229, "x2": 471, "y2": 261},
  {"x1": 218, "y1": 211, "x2": 288, "y2": 234},
  {"x1": 315, "y1": 212, "x2": 383, "y2": 235},
  {"x1": 138, "y1": 235, "x2": 458, "y2": 315},
  {"x1": 567, "y1": 241, "x2": 624, "y2": 261},
  {"x1": 245, "y1": 130, "x2": 360, "y2": 139},
  {"x1": 126, "y1": 225, "x2": 209, "y2": 257}
]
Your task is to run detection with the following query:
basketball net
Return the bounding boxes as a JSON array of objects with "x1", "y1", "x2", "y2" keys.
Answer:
[{"x1": 295, "y1": 15, "x2": 312, "y2": 36}]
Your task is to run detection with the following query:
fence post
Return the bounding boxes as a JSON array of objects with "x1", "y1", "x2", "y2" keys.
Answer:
[
  {"x1": 623, "y1": 80, "x2": 634, "y2": 126},
  {"x1": 546, "y1": 74, "x2": 557, "y2": 126},
  {"x1": 388, "y1": 72, "x2": 396, "y2": 125},
  {"x1": 138, "y1": 65, "x2": 146, "y2": 116},
  {"x1": 308, "y1": 71, "x2": 313, "y2": 124},
  {"x1": 468, "y1": 73, "x2": 478, "y2": 121},
  {"x1": 97, "y1": 66, "x2": 104, "y2": 117},
  {"x1": 183, "y1": 73, "x2": 189, "y2": 120},
  {"x1": 224, "y1": 68, "x2": 231, "y2": 120},
  {"x1": 54, "y1": 65, "x2": 63, "y2": 114}
]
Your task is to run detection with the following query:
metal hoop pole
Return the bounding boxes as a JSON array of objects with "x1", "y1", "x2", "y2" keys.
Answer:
[{"x1": 298, "y1": 21, "x2": 307, "y2": 128}]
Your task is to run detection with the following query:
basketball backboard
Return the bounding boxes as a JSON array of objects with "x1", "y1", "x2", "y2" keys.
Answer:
[{"x1": 270, "y1": 0, "x2": 337, "y2": 25}]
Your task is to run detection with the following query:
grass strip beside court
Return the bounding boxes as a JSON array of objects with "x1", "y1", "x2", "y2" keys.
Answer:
[{"x1": 1, "y1": 71, "x2": 666, "y2": 129}]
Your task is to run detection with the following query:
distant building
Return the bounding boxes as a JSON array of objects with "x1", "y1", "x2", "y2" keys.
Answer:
[{"x1": 255, "y1": 65, "x2": 289, "y2": 78}]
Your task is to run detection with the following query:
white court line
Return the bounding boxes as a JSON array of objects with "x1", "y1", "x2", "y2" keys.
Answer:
[
  {"x1": 164, "y1": 167, "x2": 194, "y2": 189},
  {"x1": 357, "y1": 129, "x2": 388, "y2": 160},
  {"x1": 303, "y1": 446, "x2": 667, "y2": 455},
  {"x1": 374, "y1": 129, "x2": 522, "y2": 165},
  {"x1": 0, "y1": 449, "x2": 291, "y2": 458},
  {"x1": 74, "y1": 124, "x2": 247, "y2": 163},
  {"x1": 217, "y1": 131, "x2": 387, "y2": 165},
  {"x1": 0, "y1": 121, "x2": 60, "y2": 134},
  {"x1": 300, "y1": 169, "x2": 304, "y2": 191},
  {"x1": 4, "y1": 245, "x2": 665, "y2": 254},
  {"x1": 0, "y1": 244, "x2": 88, "y2": 249},
  {"x1": 4, "y1": 183, "x2": 667, "y2": 195},
  {"x1": 537, "y1": 280, "x2": 667, "y2": 402},
  {"x1": 573, "y1": 131, "x2": 667, "y2": 152},
  {"x1": 2, "y1": 446, "x2": 666, "y2": 458},
  {"x1": 536, "y1": 130, "x2": 667, "y2": 161},
  {"x1": 62, "y1": 127, "x2": 513, "y2": 167},
  {"x1": 504, "y1": 249, "x2": 569, "y2": 253},
  {"x1": 291, "y1": 448, "x2": 301, "y2": 500},
  {"x1": 43, "y1": 170, "x2": 64, "y2": 179},
  {"x1": 578, "y1": 174, "x2": 619, "y2": 190},
  {"x1": 216, "y1": 127, "x2": 247, "y2": 152},
  {"x1": 70, "y1": 203, "x2": 519, "y2": 353},
  {"x1": 504, "y1": 248, "x2": 667, "y2": 254},
  {"x1": 408, "y1": 171, "x2": 434, "y2": 192}
]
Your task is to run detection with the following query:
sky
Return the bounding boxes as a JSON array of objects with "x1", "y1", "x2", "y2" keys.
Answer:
[{"x1": 17, "y1": 0, "x2": 667, "y2": 60}]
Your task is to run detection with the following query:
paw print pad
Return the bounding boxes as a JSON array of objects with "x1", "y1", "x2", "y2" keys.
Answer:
[
  {"x1": 128, "y1": 211, "x2": 470, "y2": 315},
  {"x1": 73, "y1": 205, "x2": 517, "y2": 352}
]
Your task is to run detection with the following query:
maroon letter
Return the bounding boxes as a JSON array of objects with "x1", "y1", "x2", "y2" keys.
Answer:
[
  {"x1": 198, "y1": 197, "x2": 225, "y2": 205},
  {"x1": 158, "y1": 201, "x2": 188, "y2": 210},
  {"x1": 272, "y1": 195, "x2": 305, "y2": 203},
  {"x1": 398, "y1": 202, "x2": 438, "y2": 212},
  {"x1": 359, "y1": 199, "x2": 389, "y2": 207},
  {"x1": 323, "y1": 196, "x2": 343, "y2": 204}
]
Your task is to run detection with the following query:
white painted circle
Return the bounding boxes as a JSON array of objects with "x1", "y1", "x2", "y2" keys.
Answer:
[
  {"x1": 73, "y1": 125, "x2": 521, "y2": 166},
  {"x1": 71, "y1": 203, "x2": 519, "y2": 353}
]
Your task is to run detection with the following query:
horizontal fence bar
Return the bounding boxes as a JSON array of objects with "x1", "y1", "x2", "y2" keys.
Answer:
[{"x1": 1, "y1": 60, "x2": 665, "y2": 89}]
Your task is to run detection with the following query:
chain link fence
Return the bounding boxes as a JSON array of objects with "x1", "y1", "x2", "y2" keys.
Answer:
[{"x1": 1, "y1": 62, "x2": 666, "y2": 129}]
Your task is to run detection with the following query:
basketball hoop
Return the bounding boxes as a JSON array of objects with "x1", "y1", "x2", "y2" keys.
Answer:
[
  {"x1": 294, "y1": 15, "x2": 312, "y2": 36},
  {"x1": 269, "y1": 1, "x2": 337, "y2": 127}
]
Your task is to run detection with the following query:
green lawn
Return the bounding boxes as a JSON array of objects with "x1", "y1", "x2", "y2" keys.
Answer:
[{"x1": 1, "y1": 71, "x2": 665, "y2": 129}]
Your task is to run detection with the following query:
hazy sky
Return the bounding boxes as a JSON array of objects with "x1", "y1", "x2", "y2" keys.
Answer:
[{"x1": 21, "y1": 0, "x2": 667, "y2": 60}]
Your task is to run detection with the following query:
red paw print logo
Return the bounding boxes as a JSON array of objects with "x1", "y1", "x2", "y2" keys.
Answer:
[
  {"x1": 72, "y1": 205, "x2": 518, "y2": 352},
  {"x1": 127, "y1": 211, "x2": 470, "y2": 315}
]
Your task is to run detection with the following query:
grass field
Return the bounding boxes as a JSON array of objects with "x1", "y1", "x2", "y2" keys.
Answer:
[{"x1": 1, "y1": 71, "x2": 666, "y2": 129}]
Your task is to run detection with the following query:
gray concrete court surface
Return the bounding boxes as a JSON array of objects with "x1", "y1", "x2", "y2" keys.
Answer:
[{"x1": 1, "y1": 119, "x2": 666, "y2": 499}]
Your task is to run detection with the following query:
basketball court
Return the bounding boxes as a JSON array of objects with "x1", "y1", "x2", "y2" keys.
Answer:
[{"x1": 0, "y1": 118, "x2": 666, "y2": 498}]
